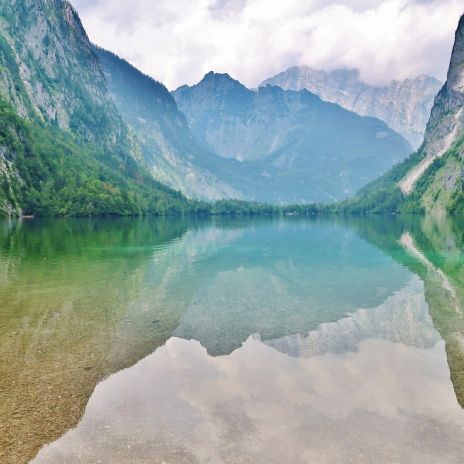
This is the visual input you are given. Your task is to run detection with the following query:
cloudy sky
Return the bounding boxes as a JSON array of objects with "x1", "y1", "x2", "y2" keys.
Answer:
[{"x1": 72, "y1": 0, "x2": 463, "y2": 90}]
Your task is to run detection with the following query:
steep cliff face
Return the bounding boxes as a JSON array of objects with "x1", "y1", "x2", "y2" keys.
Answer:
[
  {"x1": 0, "y1": 0, "x2": 131, "y2": 149},
  {"x1": 261, "y1": 67, "x2": 442, "y2": 148},
  {"x1": 345, "y1": 14, "x2": 464, "y2": 215},
  {"x1": 95, "y1": 48, "x2": 241, "y2": 201},
  {"x1": 420, "y1": 14, "x2": 464, "y2": 161},
  {"x1": 0, "y1": 105, "x2": 24, "y2": 215},
  {"x1": 174, "y1": 72, "x2": 412, "y2": 203},
  {"x1": 399, "y1": 14, "x2": 464, "y2": 214},
  {"x1": 0, "y1": 0, "x2": 194, "y2": 216}
]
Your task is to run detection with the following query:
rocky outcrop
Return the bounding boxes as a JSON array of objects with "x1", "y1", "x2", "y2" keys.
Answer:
[
  {"x1": 418, "y1": 15, "x2": 464, "y2": 162},
  {"x1": 261, "y1": 67, "x2": 442, "y2": 149},
  {"x1": 0, "y1": 145, "x2": 23, "y2": 216},
  {"x1": 0, "y1": 0, "x2": 131, "y2": 151},
  {"x1": 398, "y1": 14, "x2": 464, "y2": 210},
  {"x1": 0, "y1": 102, "x2": 27, "y2": 216}
]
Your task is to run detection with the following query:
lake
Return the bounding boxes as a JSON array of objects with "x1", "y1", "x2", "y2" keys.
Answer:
[{"x1": 1, "y1": 215, "x2": 463, "y2": 463}]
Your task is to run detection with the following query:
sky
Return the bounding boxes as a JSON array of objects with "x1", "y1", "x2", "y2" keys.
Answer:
[{"x1": 72, "y1": 0, "x2": 463, "y2": 90}]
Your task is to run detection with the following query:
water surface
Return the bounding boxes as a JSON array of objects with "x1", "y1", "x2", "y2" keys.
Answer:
[{"x1": 0, "y1": 216, "x2": 463, "y2": 463}]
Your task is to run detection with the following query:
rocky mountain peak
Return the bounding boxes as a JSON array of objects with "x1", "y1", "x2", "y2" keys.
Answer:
[
  {"x1": 260, "y1": 65, "x2": 442, "y2": 148},
  {"x1": 197, "y1": 71, "x2": 246, "y2": 91},
  {"x1": 62, "y1": 1, "x2": 86, "y2": 34},
  {"x1": 447, "y1": 14, "x2": 464, "y2": 94},
  {"x1": 422, "y1": 13, "x2": 464, "y2": 151},
  {"x1": 398, "y1": 14, "x2": 464, "y2": 196},
  {"x1": 173, "y1": 69, "x2": 411, "y2": 203}
]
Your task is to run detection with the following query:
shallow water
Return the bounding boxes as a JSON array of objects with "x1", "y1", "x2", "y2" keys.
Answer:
[{"x1": 1, "y1": 216, "x2": 463, "y2": 463}]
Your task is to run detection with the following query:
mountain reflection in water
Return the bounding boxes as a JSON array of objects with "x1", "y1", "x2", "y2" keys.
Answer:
[
  {"x1": 0, "y1": 215, "x2": 463, "y2": 463},
  {"x1": 33, "y1": 277, "x2": 464, "y2": 463}
]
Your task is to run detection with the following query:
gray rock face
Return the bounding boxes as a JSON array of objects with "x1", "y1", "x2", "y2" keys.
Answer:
[
  {"x1": 422, "y1": 15, "x2": 464, "y2": 158},
  {"x1": 0, "y1": 144, "x2": 23, "y2": 216},
  {"x1": 174, "y1": 72, "x2": 412, "y2": 203},
  {"x1": 447, "y1": 15, "x2": 464, "y2": 95},
  {"x1": 398, "y1": 14, "x2": 464, "y2": 201},
  {"x1": 260, "y1": 67, "x2": 442, "y2": 149},
  {"x1": 0, "y1": 0, "x2": 130, "y2": 151}
]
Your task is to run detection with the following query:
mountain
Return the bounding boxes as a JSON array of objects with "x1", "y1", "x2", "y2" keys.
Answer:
[
  {"x1": 1, "y1": 0, "x2": 456, "y2": 215},
  {"x1": 173, "y1": 72, "x2": 412, "y2": 204},
  {"x1": 402, "y1": 14, "x2": 464, "y2": 212},
  {"x1": 260, "y1": 67, "x2": 442, "y2": 148},
  {"x1": 0, "y1": 0, "x2": 127, "y2": 148},
  {"x1": 94, "y1": 47, "x2": 241, "y2": 201},
  {"x1": 344, "y1": 14, "x2": 464, "y2": 215},
  {"x1": 0, "y1": 0, "x2": 197, "y2": 216}
]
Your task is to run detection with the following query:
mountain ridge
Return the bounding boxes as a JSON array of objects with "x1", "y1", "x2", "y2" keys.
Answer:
[
  {"x1": 94, "y1": 47, "x2": 242, "y2": 201},
  {"x1": 260, "y1": 66, "x2": 442, "y2": 148},
  {"x1": 173, "y1": 71, "x2": 412, "y2": 203},
  {"x1": 0, "y1": 0, "x2": 460, "y2": 217}
]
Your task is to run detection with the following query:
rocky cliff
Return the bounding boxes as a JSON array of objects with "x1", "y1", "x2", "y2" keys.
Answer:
[
  {"x1": 0, "y1": 0, "x2": 129, "y2": 149},
  {"x1": 344, "y1": 14, "x2": 464, "y2": 215},
  {"x1": 261, "y1": 67, "x2": 442, "y2": 148},
  {"x1": 399, "y1": 14, "x2": 464, "y2": 213},
  {"x1": 0, "y1": 0, "x2": 195, "y2": 216},
  {"x1": 0, "y1": 105, "x2": 24, "y2": 215}
]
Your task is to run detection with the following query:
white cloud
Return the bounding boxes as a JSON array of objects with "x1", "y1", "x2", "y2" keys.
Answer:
[{"x1": 71, "y1": 0, "x2": 463, "y2": 89}]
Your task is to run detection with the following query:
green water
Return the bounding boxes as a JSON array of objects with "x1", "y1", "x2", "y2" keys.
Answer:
[{"x1": 1, "y1": 216, "x2": 463, "y2": 463}]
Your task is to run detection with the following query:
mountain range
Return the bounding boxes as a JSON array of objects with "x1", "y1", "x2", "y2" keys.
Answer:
[
  {"x1": 261, "y1": 67, "x2": 442, "y2": 149},
  {"x1": 0, "y1": 0, "x2": 462, "y2": 216},
  {"x1": 174, "y1": 72, "x2": 411, "y2": 203}
]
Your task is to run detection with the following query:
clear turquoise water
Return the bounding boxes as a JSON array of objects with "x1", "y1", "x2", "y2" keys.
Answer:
[{"x1": 1, "y1": 216, "x2": 463, "y2": 463}]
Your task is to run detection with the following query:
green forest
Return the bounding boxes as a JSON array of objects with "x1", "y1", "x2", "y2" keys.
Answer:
[{"x1": 0, "y1": 98, "x2": 197, "y2": 217}]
